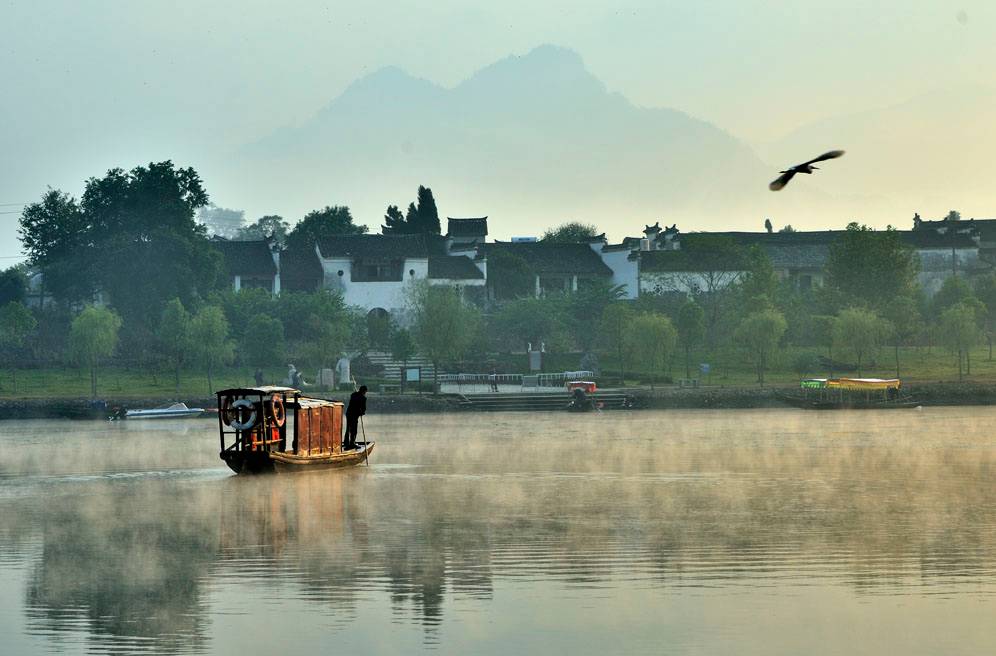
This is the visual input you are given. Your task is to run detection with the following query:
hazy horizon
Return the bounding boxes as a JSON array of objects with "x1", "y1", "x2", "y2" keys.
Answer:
[{"x1": 2, "y1": 1, "x2": 995, "y2": 261}]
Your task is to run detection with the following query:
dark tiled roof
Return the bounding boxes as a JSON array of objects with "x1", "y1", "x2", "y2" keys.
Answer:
[
  {"x1": 763, "y1": 244, "x2": 830, "y2": 269},
  {"x1": 317, "y1": 234, "x2": 429, "y2": 259},
  {"x1": 687, "y1": 229, "x2": 977, "y2": 251},
  {"x1": 212, "y1": 239, "x2": 277, "y2": 277},
  {"x1": 279, "y1": 246, "x2": 323, "y2": 291},
  {"x1": 447, "y1": 217, "x2": 488, "y2": 238},
  {"x1": 640, "y1": 249, "x2": 747, "y2": 273},
  {"x1": 484, "y1": 242, "x2": 612, "y2": 276},
  {"x1": 428, "y1": 255, "x2": 485, "y2": 280},
  {"x1": 899, "y1": 231, "x2": 977, "y2": 249}
]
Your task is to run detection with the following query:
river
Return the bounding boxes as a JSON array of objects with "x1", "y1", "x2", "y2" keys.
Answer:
[{"x1": 1, "y1": 408, "x2": 995, "y2": 654}]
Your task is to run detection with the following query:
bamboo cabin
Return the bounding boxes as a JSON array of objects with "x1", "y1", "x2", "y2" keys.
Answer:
[{"x1": 216, "y1": 386, "x2": 373, "y2": 474}]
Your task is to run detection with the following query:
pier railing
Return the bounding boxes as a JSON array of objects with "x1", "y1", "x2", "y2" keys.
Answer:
[{"x1": 437, "y1": 371, "x2": 595, "y2": 393}]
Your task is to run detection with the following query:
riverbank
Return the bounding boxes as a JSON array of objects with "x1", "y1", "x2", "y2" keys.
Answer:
[{"x1": 4, "y1": 381, "x2": 996, "y2": 419}]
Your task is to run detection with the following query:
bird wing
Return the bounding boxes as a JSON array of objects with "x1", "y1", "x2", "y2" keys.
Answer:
[
  {"x1": 769, "y1": 170, "x2": 796, "y2": 191},
  {"x1": 803, "y1": 150, "x2": 845, "y2": 166}
]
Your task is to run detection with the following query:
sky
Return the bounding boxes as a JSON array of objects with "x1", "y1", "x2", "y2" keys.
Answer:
[{"x1": 1, "y1": 0, "x2": 994, "y2": 261}]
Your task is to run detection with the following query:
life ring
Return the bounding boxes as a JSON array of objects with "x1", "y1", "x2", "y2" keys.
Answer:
[
  {"x1": 229, "y1": 399, "x2": 257, "y2": 431},
  {"x1": 270, "y1": 394, "x2": 286, "y2": 427}
]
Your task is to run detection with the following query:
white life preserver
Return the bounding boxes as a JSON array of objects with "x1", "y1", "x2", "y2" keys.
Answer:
[{"x1": 229, "y1": 399, "x2": 257, "y2": 431}]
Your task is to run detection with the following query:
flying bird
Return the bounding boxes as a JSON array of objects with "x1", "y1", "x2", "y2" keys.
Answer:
[{"x1": 769, "y1": 150, "x2": 845, "y2": 191}]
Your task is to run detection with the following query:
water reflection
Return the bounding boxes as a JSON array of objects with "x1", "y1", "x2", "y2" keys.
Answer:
[{"x1": 2, "y1": 409, "x2": 996, "y2": 654}]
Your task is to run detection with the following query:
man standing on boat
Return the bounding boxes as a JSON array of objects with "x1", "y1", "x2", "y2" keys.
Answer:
[{"x1": 344, "y1": 385, "x2": 367, "y2": 451}]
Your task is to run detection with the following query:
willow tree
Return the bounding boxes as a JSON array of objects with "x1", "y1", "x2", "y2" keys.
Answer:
[
  {"x1": 190, "y1": 305, "x2": 233, "y2": 394},
  {"x1": 629, "y1": 312, "x2": 677, "y2": 389},
  {"x1": 68, "y1": 306, "x2": 122, "y2": 398},
  {"x1": 735, "y1": 309, "x2": 787, "y2": 385},
  {"x1": 408, "y1": 282, "x2": 480, "y2": 390},
  {"x1": 940, "y1": 303, "x2": 980, "y2": 381},
  {"x1": 832, "y1": 307, "x2": 885, "y2": 377}
]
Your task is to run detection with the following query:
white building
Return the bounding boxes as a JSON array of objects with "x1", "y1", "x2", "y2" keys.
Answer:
[{"x1": 315, "y1": 234, "x2": 485, "y2": 319}]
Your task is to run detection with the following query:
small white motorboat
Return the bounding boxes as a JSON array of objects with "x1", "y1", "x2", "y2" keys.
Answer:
[{"x1": 124, "y1": 402, "x2": 206, "y2": 420}]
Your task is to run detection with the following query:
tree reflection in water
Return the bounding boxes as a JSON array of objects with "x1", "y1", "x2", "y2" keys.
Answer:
[{"x1": 2, "y1": 409, "x2": 996, "y2": 654}]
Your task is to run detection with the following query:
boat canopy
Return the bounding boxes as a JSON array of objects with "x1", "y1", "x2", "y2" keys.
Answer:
[
  {"x1": 216, "y1": 386, "x2": 300, "y2": 396},
  {"x1": 801, "y1": 378, "x2": 901, "y2": 390}
]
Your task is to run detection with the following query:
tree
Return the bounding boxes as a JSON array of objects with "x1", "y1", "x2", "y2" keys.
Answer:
[
  {"x1": 668, "y1": 235, "x2": 746, "y2": 347},
  {"x1": 764, "y1": 218, "x2": 773, "y2": 234},
  {"x1": 20, "y1": 162, "x2": 223, "y2": 332},
  {"x1": 566, "y1": 280, "x2": 627, "y2": 351},
  {"x1": 413, "y1": 185, "x2": 440, "y2": 235},
  {"x1": 283, "y1": 205, "x2": 366, "y2": 291},
  {"x1": 973, "y1": 273, "x2": 996, "y2": 360},
  {"x1": 158, "y1": 299, "x2": 191, "y2": 396},
  {"x1": 494, "y1": 297, "x2": 570, "y2": 353},
  {"x1": 197, "y1": 204, "x2": 245, "y2": 238},
  {"x1": 739, "y1": 245, "x2": 776, "y2": 306},
  {"x1": 881, "y1": 296, "x2": 920, "y2": 378},
  {"x1": 18, "y1": 189, "x2": 94, "y2": 303},
  {"x1": 779, "y1": 225, "x2": 796, "y2": 233},
  {"x1": 734, "y1": 309, "x2": 787, "y2": 385},
  {"x1": 381, "y1": 205, "x2": 406, "y2": 234},
  {"x1": 304, "y1": 312, "x2": 350, "y2": 372},
  {"x1": 68, "y1": 306, "x2": 121, "y2": 398},
  {"x1": 826, "y1": 223, "x2": 918, "y2": 311},
  {"x1": 381, "y1": 186, "x2": 441, "y2": 235},
  {"x1": 236, "y1": 215, "x2": 290, "y2": 244},
  {"x1": 676, "y1": 298, "x2": 705, "y2": 379},
  {"x1": 390, "y1": 327, "x2": 416, "y2": 391},
  {"x1": 540, "y1": 222, "x2": 599, "y2": 242},
  {"x1": 0, "y1": 302, "x2": 37, "y2": 391},
  {"x1": 598, "y1": 303, "x2": 637, "y2": 384},
  {"x1": 190, "y1": 306, "x2": 233, "y2": 394},
  {"x1": 932, "y1": 275, "x2": 973, "y2": 316},
  {"x1": 288, "y1": 205, "x2": 367, "y2": 244},
  {"x1": 241, "y1": 315, "x2": 285, "y2": 368},
  {"x1": 832, "y1": 307, "x2": 885, "y2": 376},
  {"x1": 940, "y1": 303, "x2": 979, "y2": 380},
  {"x1": 486, "y1": 249, "x2": 534, "y2": 300},
  {"x1": 629, "y1": 312, "x2": 677, "y2": 388},
  {"x1": 408, "y1": 283, "x2": 480, "y2": 389},
  {"x1": 0, "y1": 267, "x2": 28, "y2": 306}
]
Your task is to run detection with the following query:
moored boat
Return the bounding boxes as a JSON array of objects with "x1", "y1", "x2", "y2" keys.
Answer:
[
  {"x1": 216, "y1": 386, "x2": 374, "y2": 474},
  {"x1": 125, "y1": 402, "x2": 206, "y2": 419},
  {"x1": 780, "y1": 377, "x2": 919, "y2": 409}
]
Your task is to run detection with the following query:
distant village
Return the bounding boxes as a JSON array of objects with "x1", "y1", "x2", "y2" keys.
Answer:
[{"x1": 87, "y1": 212, "x2": 990, "y2": 321}]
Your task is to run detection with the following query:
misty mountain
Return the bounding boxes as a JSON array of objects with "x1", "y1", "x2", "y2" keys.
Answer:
[
  {"x1": 761, "y1": 85, "x2": 996, "y2": 224},
  {"x1": 240, "y1": 45, "x2": 809, "y2": 237}
]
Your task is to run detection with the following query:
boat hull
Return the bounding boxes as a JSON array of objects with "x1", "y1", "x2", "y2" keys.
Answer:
[
  {"x1": 779, "y1": 393, "x2": 919, "y2": 410},
  {"x1": 221, "y1": 442, "x2": 374, "y2": 475},
  {"x1": 126, "y1": 410, "x2": 205, "y2": 419}
]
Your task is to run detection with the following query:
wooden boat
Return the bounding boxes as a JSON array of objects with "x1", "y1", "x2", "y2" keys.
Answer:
[
  {"x1": 780, "y1": 378, "x2": 919, "y2": 410},
  {"x1": 215, "y1": 386, "x2": 374, "y2": 474}
]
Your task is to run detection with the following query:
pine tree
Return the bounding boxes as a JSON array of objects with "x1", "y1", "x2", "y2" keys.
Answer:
[
  {"x1": 415, "y1": 186, "x2": 440, "y2": 234},
  {"x1": 382, "y1": 205, "x2": 407, "y2": 235}
]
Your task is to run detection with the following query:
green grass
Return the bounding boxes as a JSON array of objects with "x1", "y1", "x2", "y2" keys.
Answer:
[
  {"x1": 494, "y1": 345, "x2": 996, "y2": 388},
  {"x1": 0, "y1": 345, "x2": 992, "y2": 399}
]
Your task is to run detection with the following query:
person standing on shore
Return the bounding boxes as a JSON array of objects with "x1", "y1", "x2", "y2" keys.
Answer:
[{"x1": 344, "y1": 385, "x2": 367, "y2": 450}]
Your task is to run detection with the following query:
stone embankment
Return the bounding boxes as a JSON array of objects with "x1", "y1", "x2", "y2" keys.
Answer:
[{"x1": 3, "y1": 381, "x2": 996, "y2": 419}]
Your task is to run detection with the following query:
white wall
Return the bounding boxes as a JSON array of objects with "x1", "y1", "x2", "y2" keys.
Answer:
[
  {"x1": 639, "y1": 270, "x2": 745, "y2": 295},
  {"x1": 598, "y1": 248, "x2": 639, "y2": 299},
  {"x1": 319, "y1": 255, "x2": 428, "y2": 313}
]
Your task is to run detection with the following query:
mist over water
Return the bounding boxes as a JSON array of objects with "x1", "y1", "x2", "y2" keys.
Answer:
[{"x1": 2, "y1": 408, "x2": 996, "y2": 654}]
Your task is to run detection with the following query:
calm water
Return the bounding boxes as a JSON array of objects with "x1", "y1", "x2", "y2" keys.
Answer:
[{"x1": 2, "y1": 408, "x2": 996, "y2": 655}]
